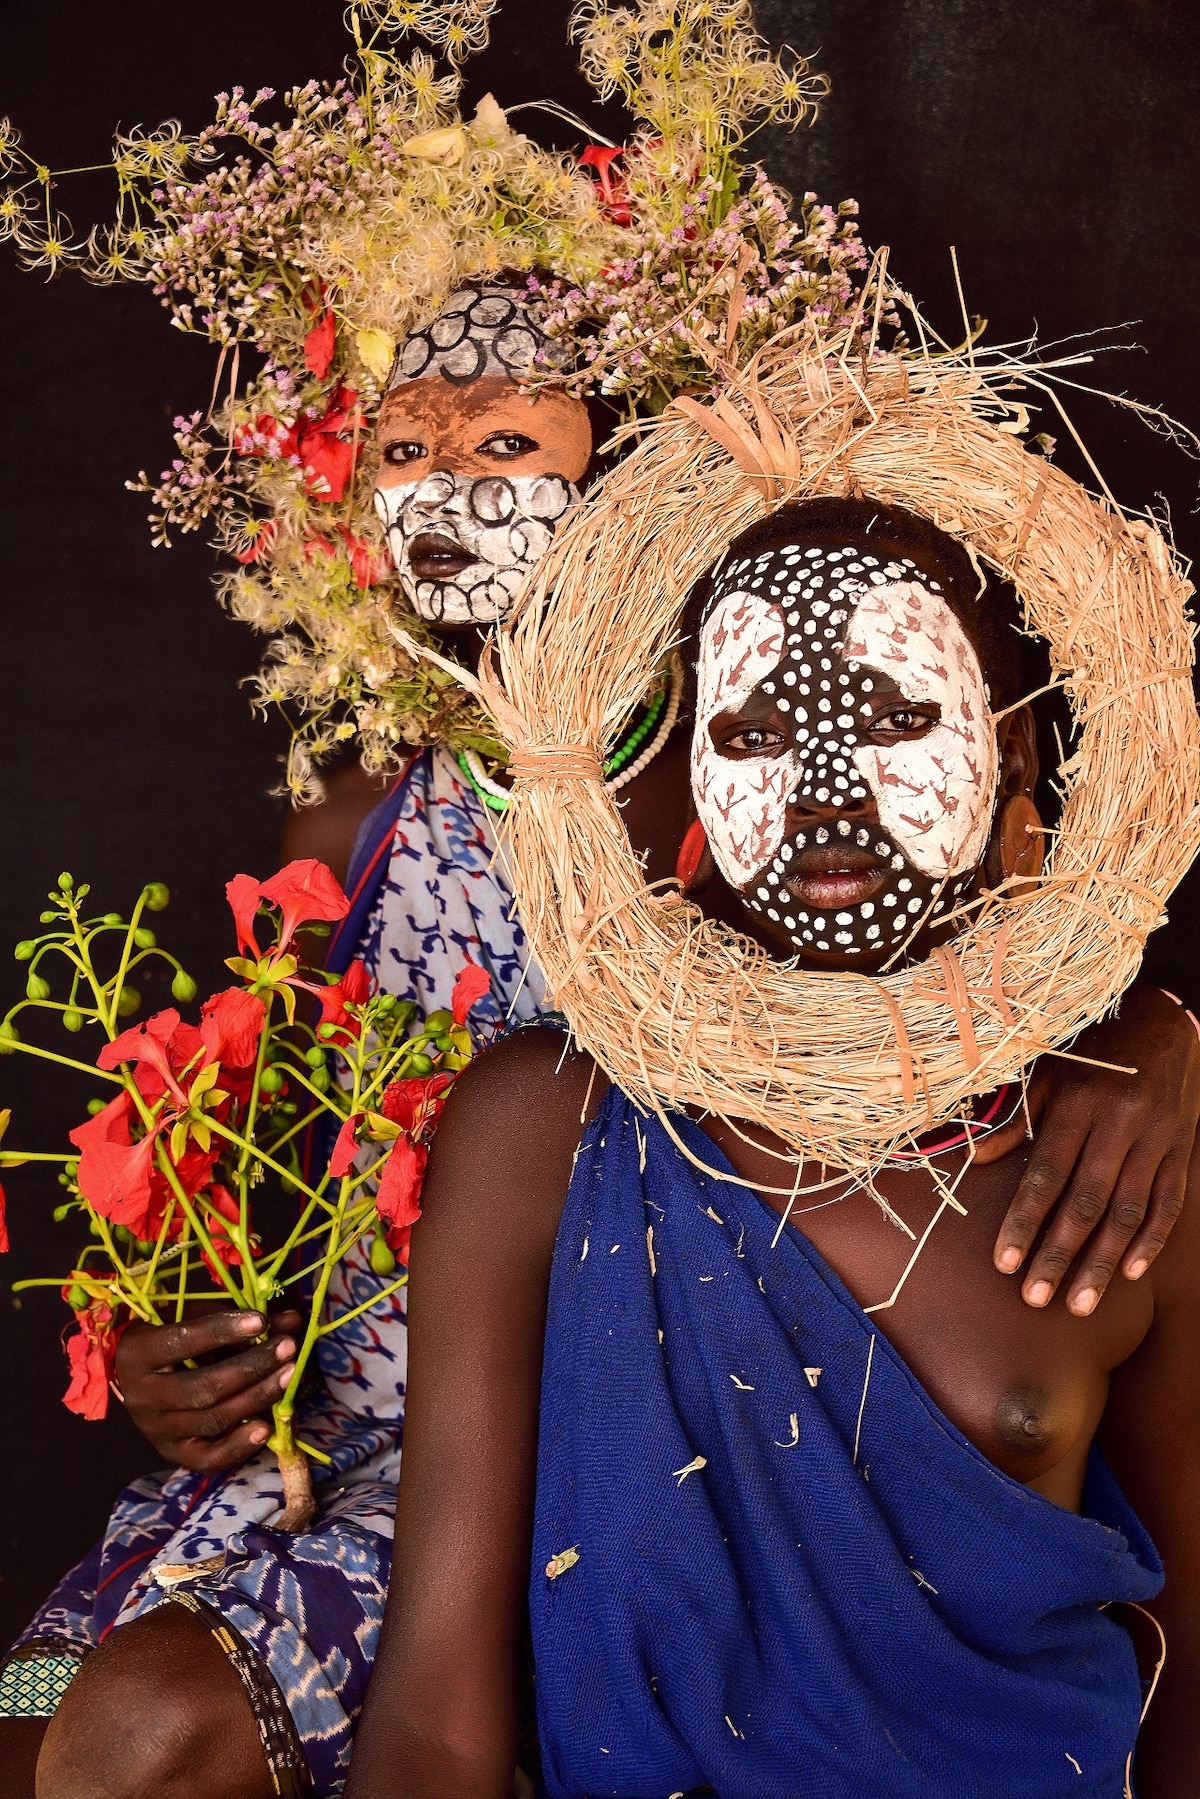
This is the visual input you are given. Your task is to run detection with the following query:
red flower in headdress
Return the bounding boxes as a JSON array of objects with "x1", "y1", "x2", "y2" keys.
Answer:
[
  {"x1": 304, "y1": 309, "x2": 337, "y2": 380},
  {"x1": 579, "y1": 145, "x2": 632, "y2": 225}
]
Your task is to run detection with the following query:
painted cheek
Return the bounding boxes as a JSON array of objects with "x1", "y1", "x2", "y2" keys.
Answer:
[
  {"x1": 692, "y1": 591, "x2": 796, "y2": 888},
  {"x1": 845, "y1": 581, "x2": 997, "y2": 879}
]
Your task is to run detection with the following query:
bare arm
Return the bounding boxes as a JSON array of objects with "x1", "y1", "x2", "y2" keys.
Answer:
[
  {"x1": 1102, "y1": 1159, "x2": 1200, "y2": 1799},
  {"x1": 345, "y1": 1029, "x2": 597, "y2": 1799},
  {"x1": 280, "y1": 757, "x2": 394, "y2": 890}
]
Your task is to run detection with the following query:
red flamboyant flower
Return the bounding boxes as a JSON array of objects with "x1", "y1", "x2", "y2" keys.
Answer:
[
  {"x1": 335, "y1": 524, "x2": 393, "y2": 589},
  {"x1": 451, "y1": 961, "x2": 492, "y2": 1027},
  {"x1": 62, "y1": 1302, "x2": 119, "y2": 1421},
  {"x1": 314, "y1": 958, "x2": 372, "y2": 1045},
  {"x1": 236, "y1": 387, "x2": 365, "y2": 504},
  {"x1": 579, "y1": 145, "x2": 632, "y2": 225},
  {"x1": 200, "y1": 987, "x2": 266, "y2": 1068},
  {"x1": 380, "y1": 1073, "x2": 454, "y2": 1140},
  {"x1": 260, "y1": 860, "x2": 350, "y2": 948},
  {"x1": 98, "y1": 1009, "x2": 193, "y2": 1106},
  {"x1": 329, "y1": 1112, "x2": 365, "y2": 1180},
  {"x1": 235, "y1": 518, "x2": 278, "y2": 565},
  {"x1": 375, "y1": 1136, "x2": 426, "y2": 1261},
  {"x1": 226, "y1": 860, "x2": 349, "y2": 960},
  {"x1": 304, "y1": 309, "x2": 337, "y2": 380}
]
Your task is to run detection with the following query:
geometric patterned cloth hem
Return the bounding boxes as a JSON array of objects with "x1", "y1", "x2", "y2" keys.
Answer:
[{"x1": 0, "y1": 1639, "x2": 87, "y2": 1717}]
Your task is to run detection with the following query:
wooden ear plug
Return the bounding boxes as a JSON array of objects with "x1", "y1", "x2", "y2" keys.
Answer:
[{"x1": 998, "y1": 794, "x2": 1044, "y2": 885}]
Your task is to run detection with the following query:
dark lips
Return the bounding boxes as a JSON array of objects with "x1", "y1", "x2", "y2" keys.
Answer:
[
  {"x1": 784, "y1": 843, "x2": 886, "y2": 911},
  {"x1": 407, "y1": 531, "x2": 478, "y2": 581}
]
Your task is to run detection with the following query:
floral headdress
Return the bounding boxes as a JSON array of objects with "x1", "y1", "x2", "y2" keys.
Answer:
[{"x1": 0, "y1": 0, "x2": 873, "y2": 799}]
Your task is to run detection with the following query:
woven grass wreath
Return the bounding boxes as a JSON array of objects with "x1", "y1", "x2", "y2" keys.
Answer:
[{"x1": 416, "y1": 323, "x2": 1200, "y2": 1177}]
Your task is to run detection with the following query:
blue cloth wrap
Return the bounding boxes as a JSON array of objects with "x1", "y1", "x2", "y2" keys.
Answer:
[{"x1": 531, "y1": 1088, "x2": 1162, "y2": 1798}]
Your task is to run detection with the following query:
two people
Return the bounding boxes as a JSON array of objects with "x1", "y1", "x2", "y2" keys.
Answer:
[{"x1": 7, "y1": 311, "x2": 1200, "y2": 1797}]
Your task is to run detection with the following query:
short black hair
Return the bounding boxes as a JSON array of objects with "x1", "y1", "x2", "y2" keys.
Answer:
[{"x1": 684, "y1": 496, "x2": 1025, "y2": 711}]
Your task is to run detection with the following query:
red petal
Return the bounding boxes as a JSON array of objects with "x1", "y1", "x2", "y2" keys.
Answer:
[
  {"x1": 304, "y1": 309, "x2": 337, "y2": 380},
  {"x1": 451, "y1": 961, "x2": 492, "y2": 1026},
  {"x1": 260, "y1": 859, "x2": 350, "y2": 948},
  {"x1": 200, "y1": 987, "x2": 266, "y2": 1068},
  {"x1": 226, "y1": 873, "x2": 266, "y2": 957},
  {"x1": 376, "y1": 1135, "x2": 426, "y2": 1233},
  {"x1": 330, "y1": 1112, "x2": 364, "y2": 1179}
]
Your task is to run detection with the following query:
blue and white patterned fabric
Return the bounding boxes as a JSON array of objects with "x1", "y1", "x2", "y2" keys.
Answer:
[{"x1": 6, "y1": 746, "x2": 547, "y2": 1794}]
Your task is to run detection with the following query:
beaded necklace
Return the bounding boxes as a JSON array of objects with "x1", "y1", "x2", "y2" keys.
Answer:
[{"x1": 457, "y1": 660, "x2": 683, "y2": 814}]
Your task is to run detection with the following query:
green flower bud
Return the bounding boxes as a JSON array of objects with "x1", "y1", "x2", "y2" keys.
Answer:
[
  {"x1": 25, "y1": 974, "x2": 50, "y2": 1002},
  {"x1": 305, "y1": 1046, "x2": 326, "y2": 1068},
  {"x1": 116, "y1": 985, "x2": 141, "y2": 1017},
  {"x1": 277, "y1": 1102, "x2": 297, "y2": 1117},
  {"x1": 135, "y1": 1239, "x2": 154, "y2": 1256},
  {"x1": 310, "y1": 1066, "x2": 330, "y2": 1092},
  {"x1": 63, "y1": 1009, "x2": 83, "y2": 1033},
  {"x1": 425, "y1": 1008, "x2": 453, "y2": 1035},
  {"x1": 306, "y1": 921, "x2": 332, "y2": 938},
  {"x1": 53, "y1": 1204, "x2": 72, "y2": 1222},
  {"x1": 13, "y1": 940, "x2": 35, "y2": 962},
  {"x1": 65, "y1": 1159, "x2": 79, "y2": 1177},
  {"x1": 57, "y1": 873, "x2": 73, "y2": 892},
  {"x1": 102, "y1": 913, "x2": 123, "y2": 927},
  {"x1": 86, "y1": 1097, "x2": 107, "y2": 1116},
  {"x1": 142, "y1": 882, "x2": 170, "y2": 913},
  {"x1": 88, "y1": 1216, "x2": 104, "y2": 1238},
  {"x1": 113, "y1": 1223, "x2": 133, "y2": 1246},
  {"x1": 39, "y1": 911, "x2": 58, "y2": 924},
  {"x1": 408, "y1": 1051, "x2": 434, "y2": 1076},
  {"x1": 0, "y1": 1018, "x2": 20, "y2": 1050},
  {"x1": 66, "y1": 1282, "x2": 88, "y2": 1311},
  {"x1": 133, "y1": 927, "x2": 156, "y2": 950},
  {"x1": 258, "y1": 1065, "x2": 285, "y2": 1094},
  {"x1": 57, "y1": 1172, "x2": 73, "y2": 1187},
  {"x1": 171, "y1": 969, "x2": 198, "y2": 1003},
  {"x1": 317, "y1": 1022, "x2": 339, "y2": 1040},
  {"x1": 369, "y1": 1231, "x2": 397, "y2": 1277}
]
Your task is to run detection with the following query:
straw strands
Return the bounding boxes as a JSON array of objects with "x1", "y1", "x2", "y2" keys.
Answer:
[{"x1": 426, "y1": 319, "x2": 1200, "y2": 1178}]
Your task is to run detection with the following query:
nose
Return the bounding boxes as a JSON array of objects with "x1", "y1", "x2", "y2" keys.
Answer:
[{"x1": 787, "y1": 789, "x2": 878, "y2": 831}]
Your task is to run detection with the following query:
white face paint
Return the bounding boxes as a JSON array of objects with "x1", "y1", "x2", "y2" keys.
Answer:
[
  {"x1": 373, "y1": 469, "x2": 581, "y2": 624},
  {"x1": 845, "y1": 580, "x2": 997, "y2": 879},
  {"x1": 692, "y1": 590, "x2": 792, "y2": 886},
  {"x1": 690, "y1": 538, "x2": 1002, "y2": 962}
]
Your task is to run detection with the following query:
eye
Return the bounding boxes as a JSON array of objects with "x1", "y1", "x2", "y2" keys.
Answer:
[
  {"x1": 715, "y1": 721, "x2": 789, "y2": 756},
  {"x1": 867, "y1": 703, "x2": 940, "y2": 740},
  {"x1": 478, "y1": 431, "x2": 539, "y2": 459},
  {"x1": 382, "y1": 440, "x2": 427, "y2": 467}
]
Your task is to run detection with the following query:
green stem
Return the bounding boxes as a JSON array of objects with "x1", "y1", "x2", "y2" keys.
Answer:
[
  {"x1": 316, "y1": 1271, "x2": 409, "y2": 1336},
  {"x1": 1, "y1": 1038, "x2": 122, "y2": 1083}
]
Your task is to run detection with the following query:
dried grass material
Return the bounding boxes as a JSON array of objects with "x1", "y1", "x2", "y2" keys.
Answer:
[{"x1": 440, "y1": 325, "x2": 1200, "y2": 1177}]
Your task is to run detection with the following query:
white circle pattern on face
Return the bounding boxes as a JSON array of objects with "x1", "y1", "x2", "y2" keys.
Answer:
[{"x1": 693, "y1": 540, "x2": 999, "y2": 959}]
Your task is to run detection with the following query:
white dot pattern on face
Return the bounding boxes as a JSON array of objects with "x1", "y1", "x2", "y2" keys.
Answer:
[{"x1": 702, "y1": 540, "x2": 979, "y2": 959}]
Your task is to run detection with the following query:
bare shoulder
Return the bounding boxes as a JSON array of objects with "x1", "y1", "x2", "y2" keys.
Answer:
[{"x1": 418, "y1": 1027, "x2": 602, "y2": 1271}]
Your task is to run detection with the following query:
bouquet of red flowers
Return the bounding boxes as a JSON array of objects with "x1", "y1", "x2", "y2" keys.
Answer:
[{"x1": 0, "y1": 859, "x2": 488, "y2": 1526}]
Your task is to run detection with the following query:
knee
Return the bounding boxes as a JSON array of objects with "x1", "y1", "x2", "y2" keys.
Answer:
[{"x1": 35, "y1": 1605, "x2": 265, "y2": 1799}]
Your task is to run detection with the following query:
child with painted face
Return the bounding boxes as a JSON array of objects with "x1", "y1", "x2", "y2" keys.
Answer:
[{"x1": 345, "y1": 499, "x2": 1200, "y2": 1799}]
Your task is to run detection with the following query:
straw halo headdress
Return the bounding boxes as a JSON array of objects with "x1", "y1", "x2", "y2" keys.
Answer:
[{"x1": 436, "y1": 302, "x2": 1200, "y2": 1177}]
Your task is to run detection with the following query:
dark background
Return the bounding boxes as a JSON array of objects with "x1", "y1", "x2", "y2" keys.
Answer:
[{"x1": 0, "y1": 0, "x2": 1196, "y2": 1643}]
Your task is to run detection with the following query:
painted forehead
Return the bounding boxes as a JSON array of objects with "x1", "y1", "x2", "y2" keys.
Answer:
[
  {"x1": 710, "y1": 537, "x2": 942, "y2": 642},
  {"x1": 386, "y1": 283, "x2": 569, "y2": 390}
]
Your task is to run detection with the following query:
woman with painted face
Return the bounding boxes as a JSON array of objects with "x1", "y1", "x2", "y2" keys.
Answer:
[{"x1": 344, "y1": 499, "x2": 1200, "y2": 1799}]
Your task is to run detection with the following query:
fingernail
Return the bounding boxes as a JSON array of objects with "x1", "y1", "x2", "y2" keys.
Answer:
[
  {"x1": 278, "y1": 1365, "x2": 296, "y2": 1389},
  {"x1": 1126, "y1": 1259, "x2": 1149, "y2": 1280},
  {"x1": 1070, "y1": 1288, "x2": 1098, "y2": 1316},
  {"x1": 1027, "y1": 1280, "x2": 1053, "y2": 1307},
  {"x1": 275, "y1": 1339, "x2": 295, "y2": 1361},
  {"x1": 249, "y1": 1424, "x2": 269, "y2": 1444},
  {"x1": 996, "y1": 1246, "x2": 1022, "y2": 1273},
  {"x1": 238, "y1": 1314, "x2": 263, "y2": 1334}
]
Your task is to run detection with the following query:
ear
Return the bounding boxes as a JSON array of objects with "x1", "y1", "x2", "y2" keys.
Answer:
[{"x1": 984, "y1": 703, "x2": 1045, "y2": 890}]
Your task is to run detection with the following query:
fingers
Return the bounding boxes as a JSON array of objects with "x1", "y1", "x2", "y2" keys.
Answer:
[
  {"x1": 1121, "y1": 1148, "x2": 1190, "y2": 1282},
  {"x1": 1013, "y1": 1124, "x2": 1142, "y2": 1308},
  {"x1": 154, "y1": 1359, "x2": 297, "y2": 1461},
  {"x1": 992, "y1": 1106, "x2": 1089, "y2": 1278},
  {"x1": 117, "y1": 1309, "x2": 266, "y2": 1379},
  {"x1": 170, "y1": 1419, "x2": 275, "y2": 1475}
]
